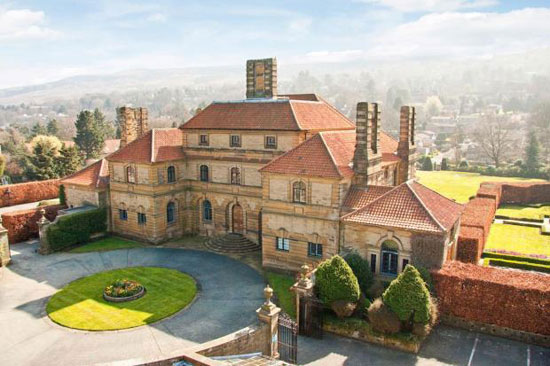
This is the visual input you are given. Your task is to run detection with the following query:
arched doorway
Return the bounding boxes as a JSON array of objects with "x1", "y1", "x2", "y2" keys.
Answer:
[{"x1": 232, "y1": 204, "x2": 244, "y2": 234}]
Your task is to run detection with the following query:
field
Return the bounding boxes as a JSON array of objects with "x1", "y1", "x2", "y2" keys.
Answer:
[
  {"x1": 485, "y1": 223, "x2": 550, "y2": 257},
  {"x1": 416, "y1": 171, "x2": 543, "y2": 203},
  {"x1": 496, "y1": 204, "x2": 550, "y2": 220}
]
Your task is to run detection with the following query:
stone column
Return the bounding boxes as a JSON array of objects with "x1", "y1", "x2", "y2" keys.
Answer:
[
  {"x1": 292, "y1": 264, "x2": 315, "y2": 327},
  {"x1": 37, "y1": 209, "x2": 52, "y2": 255},
  {"x1": 0, "y1": 217, "x2": 10, "y2": 267},
  {"x1": 257, "y1": 285, "x2": 281, "y2": 358}
]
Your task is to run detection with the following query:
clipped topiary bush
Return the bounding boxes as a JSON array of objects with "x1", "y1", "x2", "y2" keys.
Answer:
[
  {"x1": 382, "y1": 265, "x2": 432, "y2": 324},
  {"x1": 315, "y1": 255, "x2": 360, "y2": 307},
  {"x1": 47, "y1": 207, "x2": 107, "y2": 251},
  {"x1": 367, "y1": 298, "x2": 401, "y2": 334},
  {"x1": 344, "y1": 252, "x2": 374, "y2": 295}
]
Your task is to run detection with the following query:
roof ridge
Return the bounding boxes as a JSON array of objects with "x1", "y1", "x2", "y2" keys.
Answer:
[
  {"x1": 288, "y1": 99, "x2": 303, "y2": 130},
  {"x1": 259, "y1": 134, "x2": 321, "y2": 172},
  {"x1": 61, "y1": 158, "x2": 101, "y2": 182},
  {"x1": 96, "y1": 159, "x2": 105, "y2": 188},
  {"x1": 319, "y1": 132, "x2": 343, "y2": 179},
  {"x1": 341, "y1": 184, "x2": 400, "y2": 220},
  {"x1": 411, "y1": 179, "x2": 463, "y2": 206},
  {"x1": 315, "y1": 95, "x2": 355, "y2": 128},
  {"x1": 106, "y1": 129, "x2": 152, "y2": 161},
  {"x1": 406, "y1": 180, "x2": 445, "y2": 231}
]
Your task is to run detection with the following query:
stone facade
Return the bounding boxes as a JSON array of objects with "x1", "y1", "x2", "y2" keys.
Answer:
[
  {"x1": 0, "y1": 219, "x2": 10, "y2": 267},
  {"x1": 397, "y1": 106, "x2": 417, "y2": 184},
  {"x1": 246, "y1": 58, "x2": 277, "y2": 99},
  {"x1": 118, "y1": 106, "x2": 149, "y2": 148}
]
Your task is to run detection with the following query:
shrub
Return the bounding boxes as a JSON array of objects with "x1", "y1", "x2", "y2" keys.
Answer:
[
  {"x1": 104, "y1": 279, "x2": 143, "y2": 298},
  {"x1": 458, "y1": 159, "x2": 469, "y2": 169},
  {"x1": 488, "y1": 258, "x2": 550, "y2": 274},
  {"x1": 315, "y1": 255, "x2": 360, "y2": 307},
  {"x1": 47, "y1": 208, "x2": 107, "y2": 251},
  {"x1": 382, "y1": 265, "x2": 432, "y2": 324},
  {"x1": 441, "y1": 158, "x2": 449, "y2": 170},
  {"x1": 59, "y1": 184, "x2": 66, "y2": 206},
  {"x1": 331, "y1": 300, "x2": 357, "y2": 318},
  {"x1": 421, "y1": 157, "x2": 433, "y2": 171},
  {"x1": 415, "y1": 266, "x2": 434, "y2": 293},
  {"x1": 344, "y1": 252, "x2": 374, "y2": 295},
  {"x1": 367, "y1": 298, "x2": 401, "y2": 334}
]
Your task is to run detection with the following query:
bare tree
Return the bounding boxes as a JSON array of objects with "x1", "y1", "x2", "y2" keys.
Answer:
[
  {"x1": 473, "y1": 114, "x2": 515, "y2": 168},
  {"x1": 530, "y1": 102, "x2": 550, "y2": 165}
]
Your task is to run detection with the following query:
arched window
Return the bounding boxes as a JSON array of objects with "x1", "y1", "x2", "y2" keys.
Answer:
[
  {"x1": 126, "y1": 166, "x2": 136, "y2": 183},
  {"x1": 381, "y1": 240, "x2": 399, "y2": 275},
  {"x1": 167, "y1": 202, "x2": 176, "y2": 224},
  {"x1": 292, "y1": 181, "x2": 306, "y2": 203},
  {"x1": 231, "y1": 167, "x2": 241, "y2": 185},
  {"x1": 167, "y1": 166, "x2": 176, "y2": 183},
  {"x1": 203, "y1": 200, "x2": 212, "y2": 222},
  {"x1": 200, "y1": 165, "x2": 209, "y2": 182}
]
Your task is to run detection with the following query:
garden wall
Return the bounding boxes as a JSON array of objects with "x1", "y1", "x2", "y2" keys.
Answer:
[
  {"x1": 2, "y1": 205, "x2": 64, "y2": 244},
  {"x1": 432, "y1": 262, "x2": 550, "y2": 337},
  {"x1": 0, "y1": 179, "x2": 60, "y2": 207}
]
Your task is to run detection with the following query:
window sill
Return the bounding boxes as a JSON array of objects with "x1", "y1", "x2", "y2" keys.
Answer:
[{"x1": 276, "y1": 249, "x2": 289, "y2": 252}]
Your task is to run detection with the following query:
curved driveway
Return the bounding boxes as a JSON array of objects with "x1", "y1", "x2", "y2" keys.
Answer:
[{"x1": 0, "y1": 242, "x2": 265, "y2": 366}]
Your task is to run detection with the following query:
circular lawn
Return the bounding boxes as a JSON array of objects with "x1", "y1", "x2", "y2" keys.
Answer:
[{"x1": 46, "y1": 267, "x2": 197, "y2": 331}]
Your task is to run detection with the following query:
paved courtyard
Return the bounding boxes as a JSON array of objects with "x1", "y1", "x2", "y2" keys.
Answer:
[{"x1": 0, "y1": 241, "x2": 265, "y2": 365}]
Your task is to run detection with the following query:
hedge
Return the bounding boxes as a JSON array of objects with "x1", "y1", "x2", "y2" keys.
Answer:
[
  {"x1": 47, "y1": 208, "x2": 107, "y2": 251},
  {"x1": 488, "y1": 258, "x2": 550, "y2": 274},
  {"x1": 482, "y1": 252, "x2": 550, "y2": 266},
  {"x1": 344, "y1": 253, "x2": 374, "y2": 295}
]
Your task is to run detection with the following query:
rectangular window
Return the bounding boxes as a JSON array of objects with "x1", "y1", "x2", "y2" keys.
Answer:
[
  {"x1": 307, "y1": 242, "x2": 323, "y2": 258},
  {"x1": 119, "y1": 209, "x2": 128, "y2": 221},
  {"x1": 370, "y1": 254, "x2": 377, "y2": 273},
  {"x1": 265, "y1": 135, "x2": 277, "y2": 149},
  {"x1": 230, "y1": 135, "x2": 241, "y2": 147},
  {"x1": 276, "y1": 237, "x2": 290, "y2": 252},
  {"x1": 381, "y1": 251, "x2": 398, "y2": 275},
  {"x1": 137, "y1": 213, "x2": 147, "y2": 225},
  {"x1": 402, "y1": 258, "x2": 409, "y2": 271},
  {"x1": 199, "y1": 134, "x2": 209, "y2": 146}
]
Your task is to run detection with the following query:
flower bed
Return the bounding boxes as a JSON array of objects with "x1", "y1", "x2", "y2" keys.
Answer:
[{"x1": 103, "y1": 279, "x2": 146, "y2": 303}]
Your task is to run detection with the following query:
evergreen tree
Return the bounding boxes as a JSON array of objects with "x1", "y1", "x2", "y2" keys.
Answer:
[
  {"x1": 74, "y1": 110, "x2": 104, "y2": 160},
  {"x1": 524, "y1": 130, "x2": 541, "y2": 175},
  {"x1": 25, "y1": 140, "x2": 60, "y2": 180},
  {"x1": 58, "y1": 144, "x2": 82, "y2": 177},
  {"x1": 94, "y1": 108, "x2": 115, "y2": 139},
  {"x1": 47, "y1": 119, "x2": 60, "y2": 136},
  {"x1": 0, "y1": 154, "x2": 5, "y2": 176},
  {"x1": 422, "y1": 157, "x2": 433, "y2": 171},
  {"x1": 59, "y1": 184, "x2": 67, "y2": 206},
  {"x1": 441, "y1": 158, "x2": 449, "y2": 170},
  {"x1": 30, "y1": 122, "x2": 47, "y2": 138}
]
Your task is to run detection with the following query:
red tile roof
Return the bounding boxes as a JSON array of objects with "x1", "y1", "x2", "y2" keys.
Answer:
[
  {"x1": 181, "y1": 99, "x2": 355, "y2": 131},
  {"x1": 279, "y1": 94, "x2": 320, "y2": 101},
  {"x1": 61, "y1": 159, "x2": 109, "y2": 189},
  {"x1": 342, "y1": 186, "x2": 394, "y2": 211},
  {"x1": 103, "y1": 139, "x2": 120, "y2": 155},
  {"x1": 342, "y1": 181, "x2": 463, "y2": 233},
  {"x1": 107, "y1": 128, "x2": 184, "y2": 163},
  {"x1": 260, "y1": 130, "x2": 401, "y2": 179}
]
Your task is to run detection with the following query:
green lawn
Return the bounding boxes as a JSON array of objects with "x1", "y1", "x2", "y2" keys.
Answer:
[
  {"x1": 416, "y1": 171, "x2": 543, "y2": 203},
  {"x1": 266, "y1": 271, "x2": 296, "y2": 319},
  {"x1": 485, "y1": 223, "x2": 550, "y2": 257},
  {"x1": 496, "y1": 204, "x2": 550, "y2": 220},
  {"x1": 47, "y1": 267, "x2": 197, "y2": 330},
  {"x1": 69, "y1": 237, "x2": 144, "y2": 253}
]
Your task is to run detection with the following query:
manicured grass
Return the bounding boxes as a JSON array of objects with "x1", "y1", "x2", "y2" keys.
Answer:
[
  {"x1": 416, "y1": 171, "x2": 543, "y2": 203},
  {"x1": 266, "y1": 271, "x2": 296, "y2": 319},
  {"x1": 47, "y1": 267, "x2": 197, "y2": 330},
  {"x1": 485, "y1": 223, "x2": 550, "y2": 257},
  {"x1": 496, "y1": 204, "x2": 550, "y2": 220},
  {"x1": 69, "y1": 237, "x2": 144, "y2": 253}
]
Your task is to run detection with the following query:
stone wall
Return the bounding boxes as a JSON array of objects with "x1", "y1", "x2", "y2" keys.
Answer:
[
  {"x1": 0, "y1": 220, "x2": 10, "y2": 266},
  {"x1": 118, "y1": 106, "x2": 149, "y2": 148},
  {"x1": 186, "y1": 131, "x2": 298, "y2": 152},
  {"x1": 0, "y1": 179, "x2": 60, "y2": 207},
  {"x1": 65, "y1": 185, "x2": 102, "y2": 208},
  {"x1": 432, "y1": 261, "x2": 550, "y2": 338},
  {"x1": 246, "y1": 58, "x2": 277, "y2": 99},
  {"x1": 197, "y1": 323, "x2": 270, "y2": 358},
  {"x1": 2, "y1": 204, "x2": 64, "y2": 244}
]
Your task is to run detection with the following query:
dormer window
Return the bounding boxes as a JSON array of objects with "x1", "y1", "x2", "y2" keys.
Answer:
[
  {"x1": 126, "y1": 166, "x2": 136, "y2": 184},
  {"x1": 230, "y1": 135, "x2": 241, "y2": 147},
  {"x1": 292, "y1": 181, "x2": 306, "y2": 203},
  {"x1": 265, "y1": 135, "x2": 277, "y2": 149},
  {"x1": 199, "y1": 134, "x2": 209, "y2": 146}
]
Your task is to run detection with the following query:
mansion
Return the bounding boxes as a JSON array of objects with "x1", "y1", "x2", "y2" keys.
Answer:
[{"x1": 62, "y1": 58, "x2": 463, "y2": 275}]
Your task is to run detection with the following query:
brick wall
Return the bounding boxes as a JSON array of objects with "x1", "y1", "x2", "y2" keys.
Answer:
[
  {"x1": 2, "y1": 204, "x2": 64, "y2": 244},
  {"x1": 432, "y1": 261, "x2": 550, "y2": 336},
  {"x1": 0, "y1": 179, "x2": 60, "y2": 207}
]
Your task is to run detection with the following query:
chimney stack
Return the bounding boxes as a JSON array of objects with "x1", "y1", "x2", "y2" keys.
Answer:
[
  {"x1": 397, "y1": 106, "x2": 417, "y2": 184},
  {"x1": 352, "y1": 102, "x2": 382, "y2": 186},
  {"x1": 246, "y1": 58, "x2": 277, "y2": 99},
  {"x1": 118, "y1": 106, "x2": 149, "y2": 148}
]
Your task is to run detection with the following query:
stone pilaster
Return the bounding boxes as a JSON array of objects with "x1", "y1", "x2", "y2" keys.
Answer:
[
  {"x1": 397, "y1": 106, "x2": 417, "y2": 184},
  {"x1": 292, "y1": 264, "x2": 314, "y2": 324},
  {"x1": 0, "y1": 217, "x2": 10, "y2": 267},
  {"x1": 37, "y1": 209, "x2": 52, "y2": 255},
  {"x1": 352, "y1": 102, "x2": 382, "y2": 186},
  {"x1": 256, "y1": 285, "x2": 281, "y2": 358}
]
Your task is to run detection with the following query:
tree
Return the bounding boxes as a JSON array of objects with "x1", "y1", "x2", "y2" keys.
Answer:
[
  {"x1": 382, "y1": 265, "x2": 432, "y2": 324},
  {"x1": 441, "y1": 158, "x2": 449, "y2": 171},
  {"x1": 58, "y1": 144, "x2": 82, "y2": 177},
  {"x1": 530, "y1": 102, "x2": 550, "y2": 165},
  {"x1": 24, "y1": 139, "x2": 60, "y2": 180},
  {"x1": 425, "y1": 96, "x2": 443, "y2": 118},
  {"x1": 31, "y1": 122, "x2": 47, "y2": 138},
  {"x1": 473, "y1": 114, "x2": 514, "y2": 168},
  {"x1": 315, "y1": 255, "x2": 360, "y2": 306},
  {"x1": 59, "y1": 185, "x2": 66, "y2": 206},
  {"x1": 422, "y1": 157, "x2": 433, "y2": 171},
  {"x1": 94, "y1": 108, "x2": 116, "y2": 140},
  {"x1": 524, "y1": 130, "x2": 541, "y2": 175},
  {"x1": 30, "y1": 135, "x2": 63, "y2": 152},
  {"x1": 0, "y1": 154, "x2": 5, "y2": 176},
  {"x1": 47, "y1": 119, "x2": 60, "y2": 136},
  {"x1": 74, "y1": 110, "x2": 105, "y2": 160}
]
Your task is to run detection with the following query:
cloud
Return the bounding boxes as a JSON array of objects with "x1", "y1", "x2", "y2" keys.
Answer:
[
  {"x1": 288, "y1": 18, "x2": 312, "y2": 33},
  {"x1": 368, "y1": 8, "x2": 550, "y2": 59},
  {"x1": 147, "y1": 13, "x2": 167, "y2": 23},
  {"x1": 363, "y1": 0, "x2": 498, "y2": 13},
  {"x1": 0, "y1": 8, "x2": 61, "y2": 41}
]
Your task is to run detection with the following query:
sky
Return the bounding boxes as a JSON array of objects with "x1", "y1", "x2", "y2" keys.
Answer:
[{"x1": 1, "y1": 0, "x2": 550, "y2": 88}]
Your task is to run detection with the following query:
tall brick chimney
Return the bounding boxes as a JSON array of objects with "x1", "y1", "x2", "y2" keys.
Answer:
[
  {"x1": 246, "y1": 58, "x2": 277, "y2": 99},
  {"x1": 352, "y1": 102, "x2": 382, "y2": 186},
  {"x1": 118, "y1": 106, "x2": 149, "y2": 148},
  {"x1": 397, "y1": 106, "x2": 417, "y2": 184}
]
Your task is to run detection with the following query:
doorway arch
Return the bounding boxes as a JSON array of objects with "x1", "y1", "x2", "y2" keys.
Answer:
[{"x1": 232, "y1": 203, "x2": 244, "y2": 234}]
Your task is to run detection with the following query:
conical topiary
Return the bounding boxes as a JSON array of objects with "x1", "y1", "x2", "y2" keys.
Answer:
[
  {"x1": 382, "y1": 265, "x2": 432, "y2": 324},
  {"x1": 315, "y1": 255, "x2": 360, "y2": 306}
]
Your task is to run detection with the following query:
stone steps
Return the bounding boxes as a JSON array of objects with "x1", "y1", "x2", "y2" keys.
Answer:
[{"x1": 204, "y1": 233, "x2": 261, "y2": 254}]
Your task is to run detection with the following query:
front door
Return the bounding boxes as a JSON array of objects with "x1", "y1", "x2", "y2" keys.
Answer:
[{"x1": 232, "y1": 204, "x2": 243, "y2": 234}]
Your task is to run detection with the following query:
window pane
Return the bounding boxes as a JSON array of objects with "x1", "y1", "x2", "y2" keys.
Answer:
[{"x1": 370, "y1": 254, "x2": 376, "y2": 273}]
